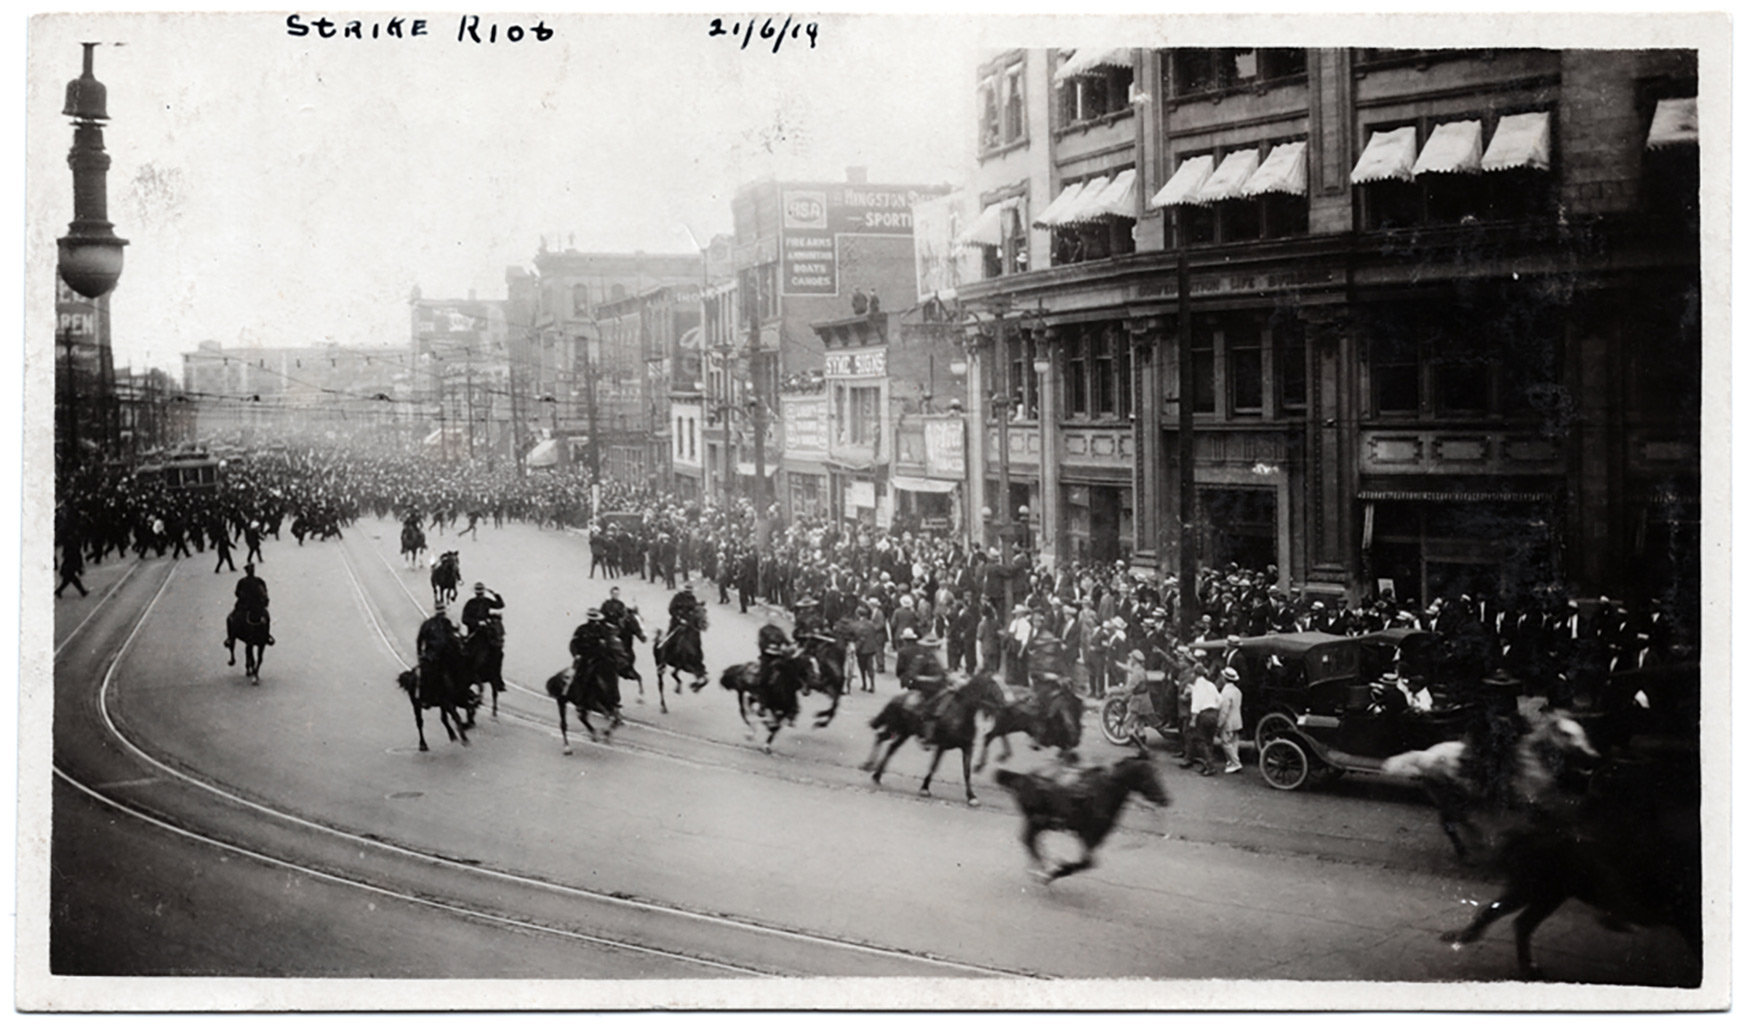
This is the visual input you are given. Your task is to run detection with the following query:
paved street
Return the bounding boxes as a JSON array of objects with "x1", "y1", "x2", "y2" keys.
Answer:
[{"x1": 47, "y1": 520, "x2": 1699, "y2": 992}]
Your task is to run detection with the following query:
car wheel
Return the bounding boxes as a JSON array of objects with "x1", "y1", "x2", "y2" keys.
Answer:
[
  {"x1": 1099, "y1": 696, "x2": 1133, "y2": 745},
  {"x1": 1254, "y1": 711, "x2": 1295, "y2": 752},
  {"x1": 1260, "y1": 737, "x2": 1312, "y2": 791}
]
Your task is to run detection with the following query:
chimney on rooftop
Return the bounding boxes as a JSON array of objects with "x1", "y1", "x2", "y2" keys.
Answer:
[{"x1": 846, "y1": 166, "x2": 868, "y2": 184}]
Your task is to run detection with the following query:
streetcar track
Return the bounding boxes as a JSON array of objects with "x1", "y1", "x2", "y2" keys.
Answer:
[
  {"x1": 61, "y1": 534, "x2": 1043, "y2": 980},
  {"x1": 53, "y1": 558, "x2": 144, "y2": 659}
]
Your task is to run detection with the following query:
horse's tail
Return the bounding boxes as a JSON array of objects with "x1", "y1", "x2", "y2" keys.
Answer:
[{"x1": 1383, "y1": 740, "x2": 1467, "y2": 781}]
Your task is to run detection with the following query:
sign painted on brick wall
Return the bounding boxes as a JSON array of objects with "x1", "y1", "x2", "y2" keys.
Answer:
[{"x1": 781, "y1": 183, "x2": 952, "y2": 297}]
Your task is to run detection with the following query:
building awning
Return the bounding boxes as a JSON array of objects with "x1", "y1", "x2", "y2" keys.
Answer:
[
  {"x1": 1055, "y1": 175, "x2": 1108, "y2": 225},
  {"x1": 956, "y1": 198, "x2": 1013, "y2": 247},
  {"x1": 1241, "y1": 141, "x2": 1308, "y2": 197},
  {"x1": 1063, "y1": 168, "x2": 1138, "y2": 223},
  {"x1": 1033, "y1": 180, "x2": 1090, "y2": 227},
  {"x1": 1411, "y1": 120, "x2": 1484, "y2": 176},
  {"x1": 1350, "y1": 126, "x2": 1418, "y2": 184},
  {"x1": 890, "y1": 475, "x2": 959, "y2": 494},
  {"x1": 1481, "y1": 112, "x2": 1552, "y2": 172},
  {"x1": 735, "y1": 461, "x2": 780, "y2": 477},
  {"x1": 1053, "y1": 47, "x2": 1133, "y2": 85},
  {"x1": 1646, "y1": 96, "x2": 1698, "y2": 149},
  {"x1": 1149, "y1": 154, "x2": 1215, "y2": 208},
  {"x1": 1194, "y1": 149, "x2": 1261, "y2": 204},
  {"x1": 527, "y1": 438, "x2": 560, "y2": 467}
]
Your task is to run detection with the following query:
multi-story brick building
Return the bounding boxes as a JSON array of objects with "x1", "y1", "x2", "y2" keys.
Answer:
[
  {"x1": 593, "y1": 283, "x2": 703, "y2": 492},
  {"x1": 725, "y1": 170, "x2": 952, "y2": 518},
  {"x1": 941, "y1": 47, "x2": 1699, "y2": 618},
  {"x1": 182, "y1": 339, "x2": 413, "y2": 449}
]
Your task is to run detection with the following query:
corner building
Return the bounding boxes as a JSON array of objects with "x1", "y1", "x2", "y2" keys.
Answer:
[{"x1": 951, "y1": 47, "x2": 1699, "y2": 615}]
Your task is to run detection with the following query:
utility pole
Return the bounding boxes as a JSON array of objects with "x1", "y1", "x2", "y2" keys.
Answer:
[
  {"x1": 1176, "y1": 249, "x2": 1199, "y2": 636},
  {"x1": 747, "y1": 273, "x2": 770, "y2": 538},
  {"x1": 464, "y1": 347, "x2": 476, "y2": 463}
]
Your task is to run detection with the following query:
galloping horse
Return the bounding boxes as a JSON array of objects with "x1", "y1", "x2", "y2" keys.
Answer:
[
  {"x1": 225, "y1": 606, "x2": 271, "y2": 682},
  {"x1": 794, "y1": 629, "x2": 851, "y2": 727},
  {"x1": 975, "y1": 676, "x2": 1086, "y2": 773},
  {"x1": 401, "y1": 613, "x2": 476, "y2": 751},
  {"x1": 995, "y1": 751, "x2": 1172, "y2": 883},
  {"x1": 1437, "y1": 751, "x2": 1701, "y2": 981},
  {"x1": 430, "y1": 550, "x2": 462, "y2": 607},
  {"x1": 464, "y1": 617, "x2": 506, "y2": 719},
  {"x1": 863, "y1": 671, "x2": 1007, "y2": 806},
  {"x1": 718, "y1": 652, "x2": 817, "y2": 753},
  {"x1": 656, "y1": 613, "x2": 709, "y2": 700},
  {"x1": 400, "y1": 520, "x2": 427, "y2": 568},
  {"x1": 548, "y1": 632, "x2": 629, "y2": 753},
  {"x1": 1383, "y1": 706, "x2": 1600, "y2": 863}
]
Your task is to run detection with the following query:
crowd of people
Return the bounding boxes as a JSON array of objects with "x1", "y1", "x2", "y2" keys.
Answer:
[{"x1": 56, "y1": 444, "x2": 1695, "y2": 727}]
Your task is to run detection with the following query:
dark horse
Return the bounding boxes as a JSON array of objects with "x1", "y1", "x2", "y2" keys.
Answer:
[
  {"x1": 794, "y1": 629, "x2": 851, "y2": 728},
  {"x1": 431, "y1": 550, "x2": 462, "y2": 607},
  {"x1": 464, "y1": 617, "x2": 505, "y2": 719},
  {"x1": 1383, "y1": 707, "x2": 1601, "y2": 863},
  {"x1": 976, "y1": 676, "x2": 1086, "y2": 773},
  {"x1": 717, "y1": 652, "x2": 817, "y2": 753},
  {"x1": 548, "y1": 634, "x2": 629, "y2": 754},
  {"x1": 399, "y1": 613, "x2": 477, "y2": 751},
  {"x1": 400, "y1": 520, "x2": 426, "y2": 568},
  {"x1": 654, "y1": 614, "x2": 707, "y2": 710},
  {"x1": 995, "y1": 752, "x2": 1172, "y2": 883},
  {"x1": 863, "y1": 671, "x2": 1008, "y2": 806},
  {"x1": 1437, "y1": 750, "x2": 1701, "y2": 981},
  {"x1": 225, "y1": 606, "x2": 271, "y2": 682}
]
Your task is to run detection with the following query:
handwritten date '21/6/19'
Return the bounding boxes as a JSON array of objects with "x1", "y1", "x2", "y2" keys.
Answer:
[{"x1": 709, "y1": 16, "x2": 818, "y2": 53}]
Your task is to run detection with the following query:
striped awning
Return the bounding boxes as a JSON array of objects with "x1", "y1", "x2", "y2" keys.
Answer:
[
  {"x1": 1053, "y1": 48, "x2": 1134, "y2": 85},
  {"x1": 1241, "y1": 141, "x2": 1308, "y2": 197},
  {"x1": 955, "y1": 199, "x2": 1012, "y2": 247},
  {"x1": 1350, "y1": 126, "x2": 1418, "y2": 184},
  {"x1": 1412, "y1": 120, "x2": 1484, "y2": 176},
  {"x1": 1194, "y1": 149, "x2": 1261, "y2": 204},
  {"x1": 1052, "y1": 175, "x2": 1109, "y2": 227},
  {"x1": 1481, "y1": 112, "x2": 1552, "y2": 172},
  {"x1": 1149, "y1": 154, "x2": 1215, "y2": 208},
  {"x1": 1646, "y1": 97, "x2": 1698, "y2": 149},
  {"x1": 1074, "y1": 168, "x2": 1138, "y2": 221},
  {"x1": 1033, "y1": 180, "x2": 1090, "y2": 227}
]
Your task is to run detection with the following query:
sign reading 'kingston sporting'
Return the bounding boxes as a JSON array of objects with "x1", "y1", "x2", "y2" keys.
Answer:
[{"x1": 780, "y1": 182, "x2": 951, "y2": 297}]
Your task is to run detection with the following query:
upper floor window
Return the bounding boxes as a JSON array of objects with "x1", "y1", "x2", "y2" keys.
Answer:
[
  {"x1": 1039, "y1": 169, "x2": 1138, "y2": 266},
  {"x1": 1155, "y1": 139, "x2": 1309, "y2": 247},
  {"x1": 1354, "y1": 111, "x2": 1558, "y2": 230},
  {"x1": 1170, "y1": 48, "x2": 1306, "y2": 98},
  {"x1": 979, "y1": 59, "x2": 1028, "y2": 154},
  {"x1": 1363, "y1": 300, "x2": 1561, "y2": 421},
  {"x1": 1055, "y1": 49, "x2": 1133, "y2": 126},
  {"x1": 1641, "y1": 82, "x2": 1698, "y2": 231}
]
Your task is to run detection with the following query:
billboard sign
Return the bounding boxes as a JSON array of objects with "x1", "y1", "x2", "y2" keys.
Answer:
[
  {"x1": 781, "y1": 182, "x2": 952, "y2": 297},
  {"x1": 923, "y1": 417, "x2": 966, "y2": 478},
  {"x1": 783, "y1": 395, "x2": 828, "y2": 453}
]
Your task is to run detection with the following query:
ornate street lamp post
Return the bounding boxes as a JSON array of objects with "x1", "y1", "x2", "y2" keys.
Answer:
[{"x1": 59, "y1": 42, "x2": 127, "y2": 300}]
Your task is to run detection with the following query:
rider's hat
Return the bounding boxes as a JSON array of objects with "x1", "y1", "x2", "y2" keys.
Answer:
[
  {"x1": 474, "y1": 582, "x2": 485, "y2": 592},
  {"x1": 586, "y1": 609, "x2": 604, "y2": 621}
]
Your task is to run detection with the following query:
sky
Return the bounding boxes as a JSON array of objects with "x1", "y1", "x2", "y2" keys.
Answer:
[{"x1": 28, "y1": 12, "x2": 1000, "y2": 373}]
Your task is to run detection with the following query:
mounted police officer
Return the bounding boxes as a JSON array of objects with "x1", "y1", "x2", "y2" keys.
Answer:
[
  {"x1": 461, "y1": 581, "x2": 505, "y2": 637},
  {"x1": 226, "y1": 562, "x2": 275, "y2": 655}
]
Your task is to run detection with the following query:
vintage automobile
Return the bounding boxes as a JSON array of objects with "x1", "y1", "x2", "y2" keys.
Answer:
[{"x1": 1190, "y1": 632, "x2": 1365, "y2": 750}]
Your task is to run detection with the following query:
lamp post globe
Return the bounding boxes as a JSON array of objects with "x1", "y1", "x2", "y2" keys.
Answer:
[{"x1": 58, "y1": 42, "x2": 126, "y2": 300}]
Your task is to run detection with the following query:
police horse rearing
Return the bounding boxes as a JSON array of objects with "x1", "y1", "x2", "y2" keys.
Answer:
[{"x1": 431, "y1": 550, "x2": 462, "y2": 607}]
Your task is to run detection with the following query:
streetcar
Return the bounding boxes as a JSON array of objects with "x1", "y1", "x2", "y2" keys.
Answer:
[{"x1": 133, "y1": 448, "x2": 223, "y2": 492}]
